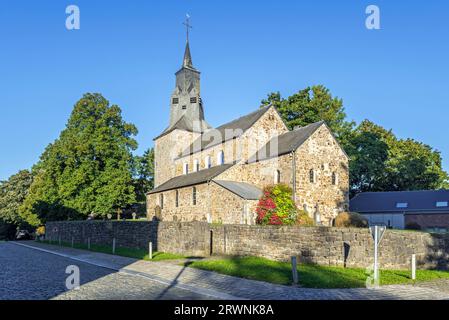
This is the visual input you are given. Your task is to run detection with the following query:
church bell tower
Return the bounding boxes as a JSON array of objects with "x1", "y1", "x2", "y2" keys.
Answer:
[
  {"x1": 164, "y1": 16, "x2": 210, "y2": 134},
  {"x1": 153, "y1": 16, "x2": 211, "y2": 188}
]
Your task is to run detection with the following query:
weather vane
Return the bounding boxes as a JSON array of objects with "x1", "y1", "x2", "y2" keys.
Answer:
[{"x1": 183, "y1": 14, "x2": 192, "y2": 42}]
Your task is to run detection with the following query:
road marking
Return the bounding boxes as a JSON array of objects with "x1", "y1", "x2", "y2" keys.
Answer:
[{"x1": 10, "y1": 241, "x2": 244, "y2": 300}]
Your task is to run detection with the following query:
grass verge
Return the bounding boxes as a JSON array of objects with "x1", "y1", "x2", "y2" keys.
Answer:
[
  {"x1": 37, "y1": 239, "x2": 184, "y2": 262},
  {"x1": 187, "y1": 256, "x2": 449, "y2": 289}
]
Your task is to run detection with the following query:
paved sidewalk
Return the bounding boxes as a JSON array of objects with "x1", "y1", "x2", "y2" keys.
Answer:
[{"x1": 13, "y1": 241, "x2": 449, "y2": 300}]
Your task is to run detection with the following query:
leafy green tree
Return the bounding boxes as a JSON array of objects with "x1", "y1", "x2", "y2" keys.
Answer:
[
  {"x1": 0, "y1": 170, "x2": 33, "y2": 238},
  {"x1": 346, "y1": 120, "x2": 390, "y2": 195},
  {"x1": 262, "y1": 87, "x2": 448, "y2": 194},
  {"x1": 20, "y1": 93, "x2": 138, "y2": 226},
  {"x1": 133, "y1": 148, "x2": 154, "y2": 202},
  {"x1": 347, "y1": 120, "x2": 448, "y2": 195},
  {"x1": 261, "y1": 85, "x2": 355, "y2": 145},
  {"x1": 385, "y1": 138, "x2": 449, "y2": 191}
]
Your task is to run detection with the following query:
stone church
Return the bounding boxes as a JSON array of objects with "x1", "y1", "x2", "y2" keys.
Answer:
[{"x1": 146, "y1": 38, "x2": 350, "y2": 226}]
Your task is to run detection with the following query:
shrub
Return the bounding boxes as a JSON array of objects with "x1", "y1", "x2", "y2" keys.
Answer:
[
  {"x1": 295, "y1": 210, "x2": 315, "y2": 226},
  {"x1": 256, "y1": 184, "x2": 304, "y2": 226},
  {"x1": 36, "y1": 226, "x2": 45, "y2": 236},
  {"x1": 335, "y1": 212, "x2": 368, "y2": 228},
  {"x1": 405, "y1": 222, "x2": 421, "y2": 231}
]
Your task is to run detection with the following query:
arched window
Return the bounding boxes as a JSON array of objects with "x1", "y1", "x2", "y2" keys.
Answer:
[
  {"x1": 192, "y1": 187, "x2": 197, "y2": 205},
  {"x1": 217, "y1": 151, "x2": 224, "y2": 165},
  {"x1": 194, "y1": 159, "x2": 200, "y2": 172},
  {"x1": 274, "y1": 170, "x2": 281, "y2": 184},
  {"x1": 309, "y1": 169, "x2": 315, "y2": 183},
  {"x1": 332, "y1": 172, "x2": 338, "y2": 185},
  {"x1": 205, "y1": 156, "x2": 212, "y2": 169},
  {"x1": 183, "y1": 163, "x2": 189, "y2": 175},
  {"x1": 160, "y1": 194, "x2": 164, "y2": 209},
  {"x1": 175, "y1": 190, "x2": 179, "y2": 207}
]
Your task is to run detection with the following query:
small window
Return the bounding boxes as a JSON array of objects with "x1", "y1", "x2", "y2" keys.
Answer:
[
  {"x1": 396, "y1": 202, "x2": 408, "y2": 208},
  {"x1": 436, "y1": 201, "x2": 448, "y2": 207},
  {"x1": 217, "y1": 151, "x2": 224, "y2": 165},
  {"x1": 332, "y1": 172, "x2": 338, "y2": 185},
  {"x1": 190, "y1": 97, "x2": 197, "y2": 103},
  {"x1": 160, "y1": 194, "x2": 164, "y2": 209},
  {"x1": 194, "y1": 159, "x2": 200, "y2": 172},
  {"x1": 205, "y1": 156, "x2": 211, "y2": 169},
  {"x1": 183, "y1": 163, "x2": 189, "y2": 175},
  {"x1": 175, "y1": 190, "x2": 179, "y2": 208},
  {"x1": 172, "y1": 98, "x2": 179, "y2": 104},
  {"x1": 192, "y1": 187, "x2": 197, "y2": 205},
  {"x1": 309, "y1": 169, "x2": 315, "y2": 183},
  {"x1": 182, "y1": 105, "x2": 187, "y2": 110}
]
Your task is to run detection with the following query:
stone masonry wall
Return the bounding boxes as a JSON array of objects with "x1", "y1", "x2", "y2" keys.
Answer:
[
  {"x1": 210, "y1": 225, "x2": 449, "y2": 270},
  {"x1": 217, "y1": 154, "x2": 293, "y2": 189},
  {"x1": 215, "y1": 124, "x2": 350, "y2": 226},
  {"x1": 174, "y1": 106, "x2": 289, "y2": 175},
  {"x1": 154, "y1": 129, "x2": 201, "y2": 187},
  {"x1": 147, "y1": 183, "x2": 211, "y2": 223},
  {"x1": 294, "y1": 124, "x2": 350, "y2": 225},
  {"x1": 45, "y1": 221, "x2": 210, "y2": 257},
  {"x1": 46, "y1": 221, "x2": 449, "y2": 270},
  {"x1": 405, "y1": 214, "x2": 449, "y2": 230},
  {"x1": 146, "y1": 182, "x2": 252, "y2": 225}
]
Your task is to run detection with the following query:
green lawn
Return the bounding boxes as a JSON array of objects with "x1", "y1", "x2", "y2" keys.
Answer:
[
  {"x1": 38, "y1": 239, "x2": 184, "y2": 262},
  {"x1": 187, "y1": 256, "x2": 449, "y2": 289}
]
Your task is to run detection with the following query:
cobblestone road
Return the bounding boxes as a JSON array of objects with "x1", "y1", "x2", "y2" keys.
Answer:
[
  {"x1": 0, "y1": 242, "x2": 211, "y2": 300},
  {"x1": 2, "y1": 241, "x2": 449, "y2": 300}
]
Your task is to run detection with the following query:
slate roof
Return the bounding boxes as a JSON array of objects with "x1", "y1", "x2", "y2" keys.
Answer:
[
  {"x1": 247, "y1": 121, "x2": 325, "y2": 163},
  {"x1": 350, "y1": 190, "x2": 449, "y2": 214},
  {"x1": 178, "y1": 105, "x2": 273, "y2": 157},
  {"x1": 155, "y1": 115, "x2": 211, "y2": 140},
  {"x1": 182, "y1": 40, "x2": 194, "y2": 69},
  {"x1": 147, "y1": 163, "x2": 235, "y2": 194},
  {"x1": 213, "y1": 180, "x2": 262, "y2": 200}
]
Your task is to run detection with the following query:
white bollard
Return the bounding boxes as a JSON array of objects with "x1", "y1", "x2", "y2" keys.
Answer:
[
  {"x1": 112, "y1": 238, "x2": 116, "y2": 255},
  {"x1": 71, "y1": 237, "x2": 74, "y2": 248},
  {"x1": 373, "y1": 225, "x2": 379, "y2": 281},
  {"x1": 88, "y1": 238, "x2": 91, "y2": 250},
  {"x1": 149, "y1": 242, "x2": 153, "y2": 260},
  {"x1": 411, "y1": 254, "x2": 416, "y2": 280}
]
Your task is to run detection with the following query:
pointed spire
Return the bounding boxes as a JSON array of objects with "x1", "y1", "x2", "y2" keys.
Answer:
[
  {"x1": 182, "y1": 15, "x2": 194, "y2": 69},
  {"x1": 183, "y1": 40, "x2": 193, "y2": 68}
]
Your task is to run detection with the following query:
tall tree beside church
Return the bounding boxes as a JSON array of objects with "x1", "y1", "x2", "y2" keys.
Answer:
[
  {"x1": 133, "y1": 148, "x2": 155, "y2": 202},
  {"x1": 345, "y1": 120, "x2": 390, "y2": 195},
  {"x1": 0, "y1": 170, "x2": 33, "y2": 239},
  {"x1": 261, "y1": 85, "x2": 355, "y2": 146},
  {"x1": 20, "y1": 93, "x2": 138, "y2": 226},
  {"x1": 262, "y1": 88, "x2": 448, "y2": 195},
  {"x1": 347, "y1": 120, "x2": 448, "y2": 195},
  {"x1": 384, "y1": 138, "x2": 448, "y2": 191}
]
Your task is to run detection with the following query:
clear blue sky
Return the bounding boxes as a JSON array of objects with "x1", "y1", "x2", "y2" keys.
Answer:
[{"x1": 1, "y1": 0, "x2": 448, "y2": 181}]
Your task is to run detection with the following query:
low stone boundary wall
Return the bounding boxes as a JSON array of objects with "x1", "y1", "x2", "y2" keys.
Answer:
[
  {"x1": 45, "y1": 221, "x2": 210, "y2": 257},
  {"x1": 45, "y1": 221, "x2": 449, "y2": 270}
]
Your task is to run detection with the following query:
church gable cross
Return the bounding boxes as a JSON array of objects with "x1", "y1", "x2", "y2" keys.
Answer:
[{"x1": 183, "y1": 14, "x2": 193, "y2": 42}]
